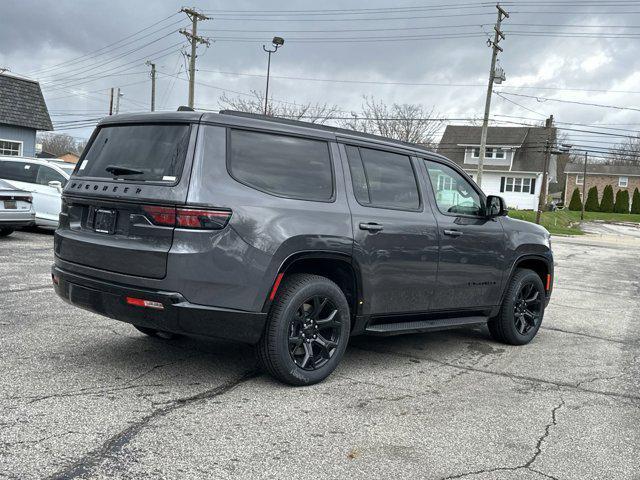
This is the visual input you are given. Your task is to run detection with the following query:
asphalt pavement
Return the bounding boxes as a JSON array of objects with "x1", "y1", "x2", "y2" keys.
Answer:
[{"x1": 0, "y1": 229, "x2": 638, "y2": 479}]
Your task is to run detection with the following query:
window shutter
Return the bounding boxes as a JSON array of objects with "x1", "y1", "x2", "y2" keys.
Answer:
[
  {"x1": 530, "y1": 178, "x2": 536, "y2": 195},
  {"x1": 500, "y1": 176, "x2": 505, "y2": 193}
]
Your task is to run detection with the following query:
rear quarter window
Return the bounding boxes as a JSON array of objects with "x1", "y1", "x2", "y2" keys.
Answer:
[{"x1": 228, "y1": 129, "x2": 333, "y2": 201}]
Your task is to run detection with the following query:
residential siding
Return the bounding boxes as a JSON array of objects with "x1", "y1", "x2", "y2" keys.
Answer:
[
  {"x1": 474, "y1": 172, "x2": 541, "y2": 210},
  {"x1": 564, "y1": 172, "x2": 640, "y2": 206},
  {"x1": 0, "y1": 123, "x2": 36, "y2": 156}
]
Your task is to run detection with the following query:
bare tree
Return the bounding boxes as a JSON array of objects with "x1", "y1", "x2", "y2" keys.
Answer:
[
  {"x1": 37, "y1": 132, "x2": 85, "y2": 156},
  {"x1": 606, "y1": 134, "x2": 640, "y2": 165},
  {"x1": 218, "y1": 90, "x2": 339, "y2": 124},
  {"x1": 338, "y1": 95, "x2": 443, "y2": 148}
]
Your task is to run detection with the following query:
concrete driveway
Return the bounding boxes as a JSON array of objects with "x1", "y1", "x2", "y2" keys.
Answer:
[{"x1": 1, "y1": 230, "x2": 638, "y2": 479}]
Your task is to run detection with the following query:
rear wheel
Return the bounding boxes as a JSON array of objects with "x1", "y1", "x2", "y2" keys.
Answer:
[
  {"x1": 258, "y1": 274, "x2": 350, "y2": 386},
  {"x1": 0, "y1": 228, "x2": 15, "y2": 237},
  {"x1": 133, "y1": 325, "x2": 178, "y2": 340},
  {"x1": 488, "y1": 268, "x2": 545, "y2": 345}
]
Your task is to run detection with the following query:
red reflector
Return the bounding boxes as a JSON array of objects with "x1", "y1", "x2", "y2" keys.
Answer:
[
  {"x1": 125, "y1": 296, "x2": 164, "y2": 310},
  {"x1": 51, "y1": 274, "x2": 59, "y2": 285},
  {"x1": 269, "y1": 272, "x2": 285, "y2": 301},
  {"x1": 176, "y1": 208, "x2": 231, "y2": 229},
  {"x1": 142, "y1": 206, "x2": 176, "y2": 226},
  {"x1": 546, "y1": 274, "x2": 552, "y2": 291}
]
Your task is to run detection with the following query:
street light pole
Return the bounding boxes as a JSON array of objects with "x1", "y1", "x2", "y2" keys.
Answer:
[{"x1": 262, "y1": 36, "x2": 284, "y2": 115}]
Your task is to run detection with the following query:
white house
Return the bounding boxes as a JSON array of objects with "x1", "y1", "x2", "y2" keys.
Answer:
[{"x1": 437, "y1": 125, "x2": 558, "y2": 210}]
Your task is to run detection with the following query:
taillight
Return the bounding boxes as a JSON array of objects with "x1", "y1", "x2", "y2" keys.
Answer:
[
  {"x1": 15, "y1": 196, "x2": 32, "y2": 203},
  {"x1": 142, "y1": 205, "x2": 231, "y2": 230},
  {"x1": 176, "y1": 208, "x2": 231, "y2": 230},
  {"x1": 142, "y1": 206, "x2": 176, "y2": 226},
  {"x1": 126, "y1": 296, "x2": 164, "y2": 310}
]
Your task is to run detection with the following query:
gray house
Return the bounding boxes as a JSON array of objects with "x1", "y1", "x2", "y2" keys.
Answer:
[
  {"x1": 437, "y1": 125, "x2": 557, "y2": 210},
  {"x1": 0, "y1": 73, "x2": 53, "y2": 157}
]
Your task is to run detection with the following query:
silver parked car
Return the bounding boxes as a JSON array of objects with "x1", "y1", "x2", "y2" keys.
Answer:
[
  {"x1": 0, "y1": 179, "x2": 35, "y2": 237},
  {"x1": 0, "y1": 157, "x2": 74, "y2": 228}
]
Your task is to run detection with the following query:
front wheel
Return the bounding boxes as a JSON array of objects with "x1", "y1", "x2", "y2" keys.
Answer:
[
  {"x1": 258, "y1": 274, "x2": 351, "y2": 386},
  {"x1": 488, "y1": 268, "x2": 545, "y2": 345}
]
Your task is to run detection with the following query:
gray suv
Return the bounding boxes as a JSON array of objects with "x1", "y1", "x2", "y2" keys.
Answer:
[{"x1": 53, "y1": 111, "x2": 553, "y2": 385}]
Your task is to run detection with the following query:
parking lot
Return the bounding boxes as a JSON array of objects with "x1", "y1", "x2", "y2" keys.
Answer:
[{"x1": 1, "y1": 228, "x2": 638, "y2": 480}]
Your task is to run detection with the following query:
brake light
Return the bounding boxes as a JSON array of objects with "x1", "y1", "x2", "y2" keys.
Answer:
[
  {"x1": 176, "y1": 208, "x2": 232, "y2": 229},
  {"x1": 142, "y1": 206, "x2": 231, "y2": 230},
  {"x1": 125, "y1": 296, "x2": 164, "y2": 310},
  {"x1": 142, "y1": 206, "x2": 176, "y2": 226}
]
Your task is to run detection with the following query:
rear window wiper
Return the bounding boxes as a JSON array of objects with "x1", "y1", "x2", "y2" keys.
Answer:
[{"x1": 105, "y1": 165, "x2": 144, "y2": 176}]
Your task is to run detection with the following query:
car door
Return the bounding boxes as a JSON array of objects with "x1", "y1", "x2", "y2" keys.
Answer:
[
  {"x1": 421, "y1": 158, "x2": 507, "y2": 310},
  {"x1": 339, "y1": 143, "x2": 439, "y2": 315},
  {"x1": 34, "y1": 164, "x2": 65, "y2": 224}
]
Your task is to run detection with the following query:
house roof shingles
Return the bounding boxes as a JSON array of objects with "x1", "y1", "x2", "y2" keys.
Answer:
[
  {"x1": 0, "y1": 73, "x2": 53, "y2": 131},
  {"x1": 564, "y1": 162, "x2": 640, "y2": 176},
  {"x1": 437, "y1": 125, "x2": 556, "y2": 173}
]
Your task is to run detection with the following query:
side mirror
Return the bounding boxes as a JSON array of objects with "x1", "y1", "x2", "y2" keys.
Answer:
[
  {"x1": 48, "y1": 180, "x2": 63, "y2": 193},
  {"x1": 486, "y1": 195, "x2": 508, "y2": 218}
]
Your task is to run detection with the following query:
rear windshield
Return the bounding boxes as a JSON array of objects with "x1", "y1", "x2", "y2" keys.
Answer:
[{"x1": 75, "y1": 124, "x2": 191, "y2": 182}]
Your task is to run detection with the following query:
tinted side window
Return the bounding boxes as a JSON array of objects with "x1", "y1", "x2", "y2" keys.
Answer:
[
  {"x1": 425, "y1": 160, "x2": 483, "y2": 216},
  {"x1": 0, "y1": 161, "x2": 39, "y2": 183},
  {"x1": 345, "y1": 146, "x2": 370, "y2": 204},
  {"x1": 36, "y1": 166, "x2": 67, "y2": 187},
  {"x1": 345, "y1": 146, "x2": 420, "y2": 210},
  {"x1": 229, "y1": 130, "x2": 333, "y2": 201}
]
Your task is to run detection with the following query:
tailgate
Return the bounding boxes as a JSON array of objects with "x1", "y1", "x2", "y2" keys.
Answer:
[{"x1": 54, "y1": 121, "x2": 198, "y2": 279}]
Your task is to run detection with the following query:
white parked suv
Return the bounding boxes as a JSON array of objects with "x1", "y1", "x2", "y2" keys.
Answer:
[{"x1": 0, "y1": 156, "x2": 74, "y2": 228}]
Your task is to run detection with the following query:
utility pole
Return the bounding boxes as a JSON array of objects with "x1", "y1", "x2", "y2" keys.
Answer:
[
  {"x1": 476, "y1": 3, "x2": 509, "y2": 188},
  {"x1": 109, "y1": 87, "x2": 114, "y2": 115},
  {"x1": 180, "y1": 8, "x2": 211, "y2": 108},
  {"x1": 114, "y1": 87, "x2": 123, "y2": 114},
  {"x1": 535, "y1": 115, "x2": 554, "y2": 225},
  {"x1": 581, "y1": 151, "x2": 589, "y2": 220},
  {"x1": 146, "y1": 61, "x2": 157, "y2": 112}
]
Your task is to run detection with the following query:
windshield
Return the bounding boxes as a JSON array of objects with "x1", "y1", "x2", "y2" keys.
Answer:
[
  {"x1": 75, "y1": 124, "x2": 191, "y2": 182},
  {"x1": 58, "y1": 165, "x2": 75, "y2": 176}
]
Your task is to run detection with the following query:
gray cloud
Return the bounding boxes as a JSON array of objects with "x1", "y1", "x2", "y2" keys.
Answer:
[{"x1": 1, "y1": 0, "x2": 639, "y2": 152}]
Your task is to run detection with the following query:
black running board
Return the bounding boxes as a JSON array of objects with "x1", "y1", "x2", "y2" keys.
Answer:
[{"x1": 365, "y1": 316, "x2": 488, "y2": 336}]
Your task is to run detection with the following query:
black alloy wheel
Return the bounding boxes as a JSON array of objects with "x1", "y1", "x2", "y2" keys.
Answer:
[
  {"x1": 488, "y1": 268, "x2": 546, "y2": 345},
  {"x1": 288, "y1": 295, "x2": 342, "y2": 371},
  {"x1": 513, "y1": 281, "x2": 543, "y2": 335},
  {"x1": 258, "y1": 273, "x2": 351, "y2": 386}
]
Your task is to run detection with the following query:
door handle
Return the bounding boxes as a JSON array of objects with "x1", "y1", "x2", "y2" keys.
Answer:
[
  {"x1": 443, "y1": 229, "x2": 463, "y2": 237},
  {"x1": 359, "y1": 222, "x2": 384, "y2": 232}
]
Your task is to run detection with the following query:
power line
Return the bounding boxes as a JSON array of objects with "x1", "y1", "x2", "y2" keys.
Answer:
[{"x1": 497, "y1": 91, "x2": 640, "y2": 113}]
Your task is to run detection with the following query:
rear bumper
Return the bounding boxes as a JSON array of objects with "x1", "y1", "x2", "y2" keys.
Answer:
[{"x1": 52, "y1": 265, "x2": 267, "y2": 344}]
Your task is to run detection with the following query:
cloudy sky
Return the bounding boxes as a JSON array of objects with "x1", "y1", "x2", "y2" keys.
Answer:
[{"x1": 2, "y1": 0, "x2": 640, "y2": 157}]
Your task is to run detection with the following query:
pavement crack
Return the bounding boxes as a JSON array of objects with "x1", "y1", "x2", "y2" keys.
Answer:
[
  {"x1": 352, "y1": 345, "x2": 640, "y2": 403},
  {"x1": 525, "y1": 398, "x2": 565, "y2": 469},
  {"x1": 540, "y1": 326, "x2": 632, "y2": 345},
  {"x1": 44, "y1": 370, "x2": 259, "y2": 480},
  {"x1": 3, "y1": 284, "x2": 52, "y2": 295}
]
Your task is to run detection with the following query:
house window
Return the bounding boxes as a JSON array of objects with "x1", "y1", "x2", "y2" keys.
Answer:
[
  {"x1": 576, "y1": 174, "x2": 584, "y2": 185},
  {"x1": 470, "y1": 147, "x2": 506, "y2": 159},
  {"x1": 619, "y1": 176, "x2": 628, "y2": 187},
  {"x1": 437, "y1": 174, "x2": 454, "y2": 191},
  {"x1": 0, "y1": 140, "x2": 22, "y2": 156},
  {"x1": 504, "y1": 176, "x2": 533, "y2": 193}
]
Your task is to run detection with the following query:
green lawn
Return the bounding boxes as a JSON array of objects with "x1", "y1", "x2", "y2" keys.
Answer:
[{"x1": 508, "y1": 209, "x2": 640, "y2": 236}]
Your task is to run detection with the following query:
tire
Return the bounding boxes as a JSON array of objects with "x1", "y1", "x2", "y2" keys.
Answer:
[
  {"x1": 0, "y1": 228, "x2": 14, "y2": 237},
  {"x1": 258, "y1": 273, "x2": 351, "y2": 386},
  {"x1": 133, "y1": 325, "x2": 178, "y2": 340},
  {"x1": 488, "y1": 268, "x2": 546, "y2": 346}
]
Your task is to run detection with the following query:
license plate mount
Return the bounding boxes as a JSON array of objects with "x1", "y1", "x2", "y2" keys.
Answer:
[{"x1": 94, "y1": 208, "x2": 117, "y2": 234}]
